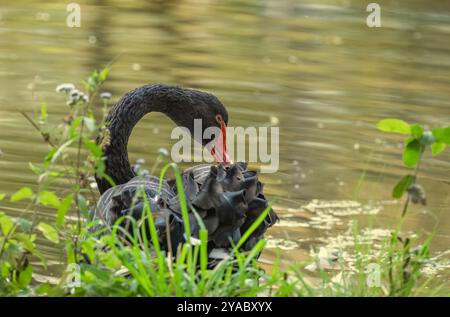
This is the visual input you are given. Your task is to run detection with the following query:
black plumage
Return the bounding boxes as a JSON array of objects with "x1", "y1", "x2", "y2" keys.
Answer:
[{"x1": 91, "y1": 84, "x2": 278, "y2": 262}]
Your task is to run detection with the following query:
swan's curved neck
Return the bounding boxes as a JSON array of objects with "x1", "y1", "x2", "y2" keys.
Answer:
[{"x1": 96, "y1": 84, "x2": 193, "y2": 194}]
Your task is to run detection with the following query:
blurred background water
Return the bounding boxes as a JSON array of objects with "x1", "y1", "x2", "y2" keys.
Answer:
[{"x1": 0, "y1": 0, "x2": 449, "y2": 283}]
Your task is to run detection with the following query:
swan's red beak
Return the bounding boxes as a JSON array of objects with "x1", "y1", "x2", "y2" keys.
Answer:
[{"x1": 210, "y1": 121, "x2": 231, "y2": 164}]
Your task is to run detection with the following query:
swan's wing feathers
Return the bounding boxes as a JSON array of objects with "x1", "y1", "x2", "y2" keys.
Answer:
[
  {"x1": 177, "y1": 162, "x2": 278, "y2": 253},
  {"x1": 183, "y1": 164, "x2": 212, "y2": 184},
  {"x1": 93, "y1": 162, "x2": 278, "y2": 262},
  {"x1": 92, "y1": 175, "x2": 175, "y2": 231}
]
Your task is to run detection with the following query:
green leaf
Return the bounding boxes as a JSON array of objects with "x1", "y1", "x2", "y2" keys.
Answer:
[
  {"x1": 431, "y1": 142, "x2": 446, "y2": 156},
  {"x1": 35, "y1": 282, "x2": 51, "y2": 295},
  {"x1": 37, "y1": 223, "x2": 59, "y2": 244},
  {"x1": 392, "y1": 175, "x2": 414, "y2": 199},
  {"x1": 1, "y1": 262, "x2": 11, "y2": 278},
  {"x1": 81, "y1": 239, "x2": 96, "y2": 263},
  {"x1": 44, "y1": 147, "x2": 58, "y2": 168},
  {"x1": 15, "y1": 233, "x2": 36, "y2": 253},
  {"x1": 432, "y1": 127, "x2": 450, "y2": 145},
  {"x1": 377, "y1": 119, "x2": 411, "y2": 135},
  {"x1": 40, "y1": 102, "x2": 48, "y2": 124},
  {"x1": 19, "y1": 265, "x2": 33, "y2": 288},
  {"x1": 0, "y1": 213, "x2": 15, "y2": 235},
  {"x1": 69, "y1": 117, "x2": 83, "y2": 139},
  {"x1": 84, "y1": 139, "x2": 102, "y2": 158},
  {"x1": 235, "y1": 203, "x2": 272, "y2": 251},
  {"x1": 403, "y1": 139, "x2": 422, "y2": 167},
  {"x1": 66, "y1": 242, "x2": 76, "y2": 264},
  {"x1": 0, "y1": 193, "x2": 5, "y2": 201},
  {"x1": 403, "y1": 136, "x2": 415, "y2": 145},
  {"x1": 77, "y1": 194, "x2": 89, "y2": 217},
  {"x1": 10, "y1": 187, "x2": 34, "y2": 202},
  {"x1": 38, "y1": 191, "x2": 61, "y2": 208},
  {"x1": 99, "y1": 67, "x2": 110, "y2": 82},
  {"x1": 56, "y1": 194, "x2": 73, "y2": 228},
  {"x1": 410, "y1": 124, "x2": 424, "y2": 139}
]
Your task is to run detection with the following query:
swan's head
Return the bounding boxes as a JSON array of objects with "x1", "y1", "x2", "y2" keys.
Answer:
[{"x1": 174, "y1": 88, "x2": 231, "y2": 164}]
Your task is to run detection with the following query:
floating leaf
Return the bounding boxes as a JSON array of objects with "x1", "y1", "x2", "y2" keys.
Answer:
[
  {"x1": 56, "y1": 194, "x2": 73, "y2": 228},
  {"x1": 377, "y1": 119, "x2": 411, "y2": 135},
  {"x1": 392, "y1": 175, "x2": 415, "y2": 199},
  {"x1": 37, "y1": 223, "x2": 59, "y2": 244},
  {"x1": 431, "y1": 142, "x2": 446, "y2": 156},
  {"x1": 39, "y1": 191, "x2": 61, "y2": 208},
  {"x1": 403, "y1": 139, "x2": 421, "y2": 167},
  {"x1": 10, "y1": 187, "x2": 34, "y2": 202}
]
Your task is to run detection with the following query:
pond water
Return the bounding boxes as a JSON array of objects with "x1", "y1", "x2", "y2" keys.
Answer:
[{"x1": 0, "y1": 0, "x2": 449, "y2": 284}]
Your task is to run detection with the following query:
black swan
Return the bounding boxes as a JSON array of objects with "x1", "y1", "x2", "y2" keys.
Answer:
[{"x1": 92, "y1": 84, "x2": 278, "y2": 260}]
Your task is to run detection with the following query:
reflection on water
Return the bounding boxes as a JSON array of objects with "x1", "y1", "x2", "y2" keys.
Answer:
[{"x1": 0, "y1": 0, "x2": 449, "y2": 282}]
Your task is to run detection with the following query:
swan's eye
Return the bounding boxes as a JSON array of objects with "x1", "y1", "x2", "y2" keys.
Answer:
[{"x1": 215, "y1": 114, "x2": 223, "y2": 124}]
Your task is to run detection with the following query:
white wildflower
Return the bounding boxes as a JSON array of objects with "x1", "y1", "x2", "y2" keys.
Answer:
[
  {"x1": 56, "y1": 83, "x2": 75, "y2": 93},
  {"x1": 100, "y1": 92, "x2": 112, "y2": 100}
]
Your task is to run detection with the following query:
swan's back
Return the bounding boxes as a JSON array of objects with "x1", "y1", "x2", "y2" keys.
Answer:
[
  {"x1": 90, "y1": 162, "x2": 278, "y2": 257},
  {"x1": 92, "y1": 175, "x2": 174, "y2": 228}
]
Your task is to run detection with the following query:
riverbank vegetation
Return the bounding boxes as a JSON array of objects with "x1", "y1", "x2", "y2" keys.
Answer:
[{"x1": 0, "y1": 69, "x2": 449, "y2": 296}]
